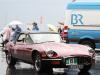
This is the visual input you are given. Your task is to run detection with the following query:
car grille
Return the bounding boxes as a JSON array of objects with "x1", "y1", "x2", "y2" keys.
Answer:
[{"x1": 77, "y1": 57, "x2": 92, "y2": 64}]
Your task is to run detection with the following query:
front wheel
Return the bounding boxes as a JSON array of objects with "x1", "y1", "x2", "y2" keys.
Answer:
[
  {"x1": 34, "y1": 54, "x2": 52, "y2": 73},
  {"x1": 80, "y1": 40, "x2": 95, "y2": 49},
  {"x1": 79, "y1": 64, "x2": 92, "y2": 72},
  {"x1": 6, "y1": 52, "x2": 16, "y2": 66}
]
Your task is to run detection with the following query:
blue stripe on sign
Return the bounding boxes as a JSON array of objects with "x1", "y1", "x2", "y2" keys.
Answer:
[{"x1": 67, "y1": 2, "x2": 100, "y2": 9}]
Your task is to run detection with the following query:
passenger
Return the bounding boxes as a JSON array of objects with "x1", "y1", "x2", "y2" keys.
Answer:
[
  {"x1": 0, "y1": 26, "x2": 12, "y2": 46},
  {"x1": 10, "y1": 24, "x2": 21, "y2": 43}
]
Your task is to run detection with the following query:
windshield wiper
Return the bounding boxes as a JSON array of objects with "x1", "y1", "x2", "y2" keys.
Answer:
[
  {"x1": 46, "y1": 41, "x2": 55, "y2": 42},
  {"x1": 34, "y1": 41, "x2": 55, "y2": 44},
  {"x1": 40, "y1": 41, "x2": 55, "y2": 43}
]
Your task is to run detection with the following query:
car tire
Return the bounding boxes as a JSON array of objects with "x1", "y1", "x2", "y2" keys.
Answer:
[
  {"x1": 6, "y1": 52, "x2": 16, "y2": 66},
  {"x1": 79, "y1": 64, "x2": 92, "y2": 72},
  {"x1": 78, "y1": 71, "x2": 90, "y2": 75},
  {"x1": 80, "y1": 40, "x2": 95, "y2": 49},
  {"x1": 34, "y1": 53, "x2": 52, "y2": 73}
]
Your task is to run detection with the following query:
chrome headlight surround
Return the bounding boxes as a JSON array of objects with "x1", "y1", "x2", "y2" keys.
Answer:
[
  {"x1": 46, "y1": 50, "x2": 58, "y2": 58},
  {"x1": 89, "y1": 49, "x2": 95, "y2": 58},
  {"x1": 89, "y1": 49, "x2": 95, "y2": 53}
]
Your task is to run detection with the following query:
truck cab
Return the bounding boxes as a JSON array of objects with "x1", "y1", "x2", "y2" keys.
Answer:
[{"x1": 65, "y1": 2, "x2": 100, "y2": 49}]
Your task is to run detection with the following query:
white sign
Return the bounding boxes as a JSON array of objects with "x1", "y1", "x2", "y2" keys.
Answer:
[{"x1": 65, "y1": 10, "x2": 100, "y2": 26}]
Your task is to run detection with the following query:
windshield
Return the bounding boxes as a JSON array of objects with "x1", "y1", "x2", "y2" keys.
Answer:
[{"x1": 30, "y1": 33, "x2": 61, "y2": 43}]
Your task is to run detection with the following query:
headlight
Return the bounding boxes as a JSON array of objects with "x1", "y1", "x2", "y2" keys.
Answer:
[
  {"x1": 89, "y1": 49, "x2": 95, "y2": 53},
  {"x1": 47, "y1": 50, "x2": 58, "y2": 58}
]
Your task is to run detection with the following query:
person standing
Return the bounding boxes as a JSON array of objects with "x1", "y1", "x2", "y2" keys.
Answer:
[
  {"x1": 58, "y1": 22, "x2": 64, "y2": 39},
  {"x1": 10, "y1": 24, "x2": 21, "y2": 43},
  {"x1": 32, "y1": 22, "x2": 39, "y2": 31},
  {"x1": 0, "y1": 26, "x2": 12, "y2": 46},
  {"x1": 58, "y1": 25, "x2": 62, "y2": 34}
]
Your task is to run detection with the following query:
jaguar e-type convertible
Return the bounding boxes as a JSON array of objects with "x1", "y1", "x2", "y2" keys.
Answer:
[{"x1": 4, "y1": 32, "x2": 95, "y2": 72}]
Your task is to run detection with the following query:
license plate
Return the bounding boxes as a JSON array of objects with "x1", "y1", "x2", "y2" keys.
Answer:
[{"x1": 66, "y1": 58, "x2": 77, "y2": 65}]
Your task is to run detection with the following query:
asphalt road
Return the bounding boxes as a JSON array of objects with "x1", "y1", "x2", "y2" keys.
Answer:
[{"x1": 0, "y1": 48, "x2": 100, "y2": 75}]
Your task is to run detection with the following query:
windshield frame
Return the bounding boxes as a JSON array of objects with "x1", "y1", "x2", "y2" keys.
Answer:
[{"x1": 28, "y1": 32, "x2": 62, "y2": 43}]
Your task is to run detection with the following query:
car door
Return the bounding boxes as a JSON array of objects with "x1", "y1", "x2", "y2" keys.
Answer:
[
  {"x1": 22, "y1": 34, "x2": 33, "y2": 62},
  {"x1": 13, "y1": 33, "x2": 26, "y2": 59}
]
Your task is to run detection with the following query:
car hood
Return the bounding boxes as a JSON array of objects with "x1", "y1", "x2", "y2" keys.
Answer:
[{"x1": 41, "y1": 42, "x2": 91, "y2": 57}]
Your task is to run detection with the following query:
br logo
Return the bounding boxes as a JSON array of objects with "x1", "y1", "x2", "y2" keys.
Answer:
[{"x1": 71, "y1": 14, "x2": 83, "y2": 25}]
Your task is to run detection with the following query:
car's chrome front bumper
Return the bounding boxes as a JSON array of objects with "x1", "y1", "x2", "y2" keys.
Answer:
[{"x1": 41, "y1": 56, "x2": 95, "y2": 68}]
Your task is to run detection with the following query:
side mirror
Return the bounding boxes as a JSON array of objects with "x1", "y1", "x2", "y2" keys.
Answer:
[
  {"x1": 17, "y1": 38, "x2": 25, "y2": 42},
  {"x1": 22, "y1": 38, "x2": 25, "y2": 42}
]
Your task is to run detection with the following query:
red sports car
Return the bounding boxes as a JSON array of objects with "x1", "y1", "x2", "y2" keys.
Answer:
[{"x1": 4, "y1": 32, "x2": 95, "y2": 72}]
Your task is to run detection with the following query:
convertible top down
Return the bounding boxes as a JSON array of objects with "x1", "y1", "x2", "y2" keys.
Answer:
[{"x1": 4, "y1": 32, "x2": 95, "y2": 73}]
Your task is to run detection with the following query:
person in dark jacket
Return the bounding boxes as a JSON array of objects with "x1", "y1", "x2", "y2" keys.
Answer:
[
  {"x1": 10, "y1": 24, "x2": 21, "y2": 43},
  {"x1": 32, "y1": 22, "x2": 39, "y2": 31}
]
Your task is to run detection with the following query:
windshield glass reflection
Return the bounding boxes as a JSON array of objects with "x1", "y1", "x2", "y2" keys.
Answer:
[{"x1": 30, "y1": 33, "x2": 61, "y2": 43}]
